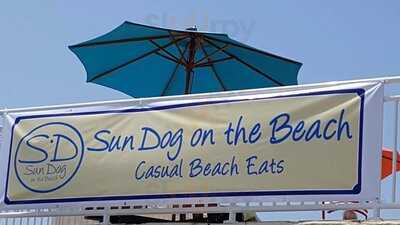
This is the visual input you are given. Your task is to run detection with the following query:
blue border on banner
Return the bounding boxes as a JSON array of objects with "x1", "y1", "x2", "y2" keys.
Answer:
[{"x1": 4, "y1": 88, "x2": 365, "y2": 205}]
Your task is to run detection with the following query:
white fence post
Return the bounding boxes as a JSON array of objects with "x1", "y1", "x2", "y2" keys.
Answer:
[
  {"x1": 224, "y1": 203, "x2": 237, "y2": 224},
  {"x1": 101, "y1": 214, "x2": 110, "y2": 225},
  {"x1": 393, "y1": 100, "x2": 399, "y2": 203}
]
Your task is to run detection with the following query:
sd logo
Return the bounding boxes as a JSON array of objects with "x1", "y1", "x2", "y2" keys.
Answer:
[{"x1": 14, "y1": 122, "x2": 84, "y2": 193}]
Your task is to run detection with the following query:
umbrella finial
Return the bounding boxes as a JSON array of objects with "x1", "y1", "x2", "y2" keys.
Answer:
[{"x1": 186, "y1": 26, "x2": 197, "y2": 31}]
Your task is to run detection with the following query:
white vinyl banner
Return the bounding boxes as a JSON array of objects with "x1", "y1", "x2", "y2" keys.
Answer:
[{"x1": 0, "y1": 81, "x2": 384, "y2": 208}]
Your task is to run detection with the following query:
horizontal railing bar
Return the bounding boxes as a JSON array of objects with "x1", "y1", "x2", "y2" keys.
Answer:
[
  {"x1": 1, "y1": 75, "x2": 400, "y2": 114},
  {"x1": 378, "y1": 203, "x2": 400, "y2": 209},
  {"x1": 2, "y1": 202, "x2": 399, "y2": 218},
  {"x1": 385, "y1": 95, "x2": 400, "y2": 102}
]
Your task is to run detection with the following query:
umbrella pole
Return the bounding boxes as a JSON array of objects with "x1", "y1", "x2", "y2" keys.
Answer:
[
  {"x1": 185, "y1": 36, "x2": 196, "y2": 94},
  {"x1": 184, "y1": 69, "x2": 192, "y2": 94}
]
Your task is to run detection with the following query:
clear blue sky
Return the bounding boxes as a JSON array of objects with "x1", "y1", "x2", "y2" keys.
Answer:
[{"x1": 1, "y1": 0, "x2": 400, "y2": 221}]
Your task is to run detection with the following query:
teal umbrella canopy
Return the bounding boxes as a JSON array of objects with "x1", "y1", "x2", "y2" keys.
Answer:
[{"x1": 69, "y1": 22, "x2": 302, "y2": 98}]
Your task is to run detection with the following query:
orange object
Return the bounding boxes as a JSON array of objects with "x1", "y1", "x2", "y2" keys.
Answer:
[{"x1": 381, "y1": 147, "x2": 400, "y2": 180}]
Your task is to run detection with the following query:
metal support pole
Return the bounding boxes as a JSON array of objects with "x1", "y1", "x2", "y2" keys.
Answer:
[
  {"x1": 223, "y1": 203, "x2": 237, "y2": 224},
  {"x1": 101, "y1": 214, "x2": 110, "y2": 225},
  {"x1": 393, "y1": 100, "x2": 399, "y2": 202},
  {"x1": 225, "y1": 212, "x2": 236, "y2": 224},
  {"x1": 372, "y1": 198, "x2": 381, "y2": 219}
]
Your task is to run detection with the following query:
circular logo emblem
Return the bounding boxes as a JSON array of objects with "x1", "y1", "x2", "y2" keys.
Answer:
[{"x1": 14, "y1": 122, "x2": 84, "y2": 193}]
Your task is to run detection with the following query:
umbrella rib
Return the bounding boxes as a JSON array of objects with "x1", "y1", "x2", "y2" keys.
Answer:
[
  {"x1": 204, "y1": 38, "x2": 285, "y2": 86},
  {"x1": 69, "y1": 34, "x2": 185, "y2": 48},
  {"x1": 204, "y1": 35, "x2": 302, "y2": 65},
  {"x1": 161, "y1": 41, "x2": 191, "y2": 96},
  {"x1": 168, "y1": 31, "x2": 188, "y2": 64},
  {"x1": 88, "y1": 36, "x2": 188, "y2": 82},
  {"x1": 155, "y1": 52, "x2": 180, "y2": 64},
  {"x1": 161, "y1": 63, "x2": 181, "y2": 96},
  {"x1": 194, "y1": 43, "x2": 229, "y2": 65},
  {"x1": 149, "y1": 39, "x2": 181, "y2": 62},
  {"x1": 199, "y1": 43, "x2": 227, "y2": 91},
  {"x1": 195, "y1": 56, "x2": 233, "y2": 67}
]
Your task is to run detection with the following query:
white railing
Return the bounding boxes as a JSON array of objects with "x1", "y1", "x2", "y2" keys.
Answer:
[
  {"x1": 0, "y1": 76, "x2": 399, "y2": 225},
  {"x1": 385, "y1": 94, "x2": 400, "y2": 204}
]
